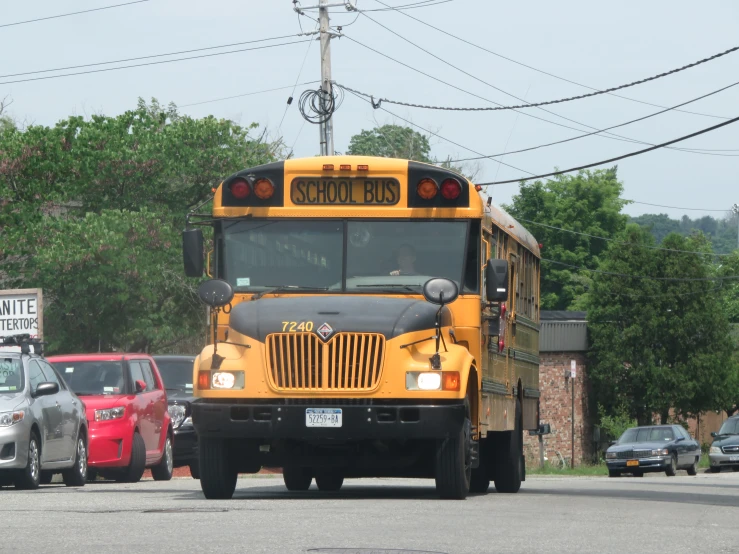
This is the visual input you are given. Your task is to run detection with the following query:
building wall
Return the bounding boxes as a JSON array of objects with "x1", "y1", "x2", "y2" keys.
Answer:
[{"x1": 523, "y1": 352, "x2": 593, "y2": 467}]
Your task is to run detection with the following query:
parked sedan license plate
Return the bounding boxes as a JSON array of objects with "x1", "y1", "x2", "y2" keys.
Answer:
[
  {"x1": 306, "y1": 408, "x2": 342, "y2": 428},
  {"x1": 626, "y1": 460, "x2": 639, "y2": 467},
  {"x1": 729, "y1": 456, "x2": 739, "y2": 462}
]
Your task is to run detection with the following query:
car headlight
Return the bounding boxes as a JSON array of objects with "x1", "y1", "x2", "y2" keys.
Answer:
[
  {"x1": 168, "y1": 404, "x2": 187, "y2": 428},
  {"x1": 605, "y1": 451, "x2": 617, "y2": 459},
  {"x1": 651, "y1": 448, "x2": 669, "y2": 456},
  {"x1": 94, "y1": 407, "x2": 125, "y2": 421},
  {"x1": 0, "y1": 410, "x2": 24, "y2": 427},
  {"x1": 710, "y1": 446, "x2": 722, "y2": 454}
]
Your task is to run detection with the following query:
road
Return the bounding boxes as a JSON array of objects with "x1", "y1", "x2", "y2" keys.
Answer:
[{"x1": 2, "y1": 470, "x2": 739, "y2": 554}]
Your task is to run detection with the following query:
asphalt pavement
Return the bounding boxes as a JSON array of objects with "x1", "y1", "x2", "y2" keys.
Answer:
[{"x1": 2, "y1": 470, "x2": 739, "y2": 554}]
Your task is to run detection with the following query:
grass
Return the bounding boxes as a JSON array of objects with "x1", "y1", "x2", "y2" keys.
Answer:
[{"x1": 526, "y1": 462, "x2": 608, "y2": 476}]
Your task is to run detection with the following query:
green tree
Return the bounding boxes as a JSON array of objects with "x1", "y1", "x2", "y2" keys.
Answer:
[
  {"x1": 586, "y1": 226, "x2": 734, "y2": 424},
  {"x1": 347, "y1": 124, "x2": 432, "y2": 162},
  {"x1": 504, "y1": 167, "x2": 629, "y2": 310}
]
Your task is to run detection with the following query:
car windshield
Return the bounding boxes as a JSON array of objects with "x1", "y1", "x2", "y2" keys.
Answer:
[
  {"x1": 52, "y1": 361, "x2": 125, "y2": 396},
  {"x1": 154, "y1": 359, "x2": 193, "y2": 392},
  {"x1": 220, "y1": 219, "x2": 471, "y2": 294},
  {"x1": 718, "y1": 419, "x2": 739, "y2": 435},
  {"x1": 619, "y1": 427, "x2": 675, "y2": 443},
  {"x1": 0, "y1": 357, "x2": 23, "y2": 393}
]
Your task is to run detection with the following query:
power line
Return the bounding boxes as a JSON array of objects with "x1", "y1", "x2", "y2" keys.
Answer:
[
  {"x1": 0, "y1": 0, "x2": 150, "y2": 29},
  {"x1": 0, "y1": 39, "x2": 313, "y2": 86},
  {"x1": 338, "y1": 40, "x2": 739, "y2": 112},
  {"x1": 370, "y1": 0, "x2": 730, "y2": 121},
  {"x1": 359, "y1": 0, "x2": 453, "y2": 11},
  {"x1": 0, "y1": 34, "x2": 310, "y2": 80},
  {"x1": 277, "y1": 25, "x2": 318, "y2": 135},
  {"x1": 542, "y1": 276, "x2": 726, "y2": 299},
  {"x1": 477, "y1": 114, "x2": 739, "y2": 186},
  {"x1": 337, "y1": 80, "x2": 739, "y2": 159},
  {"x1": 625, "y1": 200, "x2": 729, "y2": 213},
  {"x1": 542, "y1": 258, "x2": 739, "y2": 282},
  {"x1": 179, "y1": 81, "x2": 320, "y2": 108},
  {"x1": 516, "y1": 217, "x2": 736, "y2": 257}
]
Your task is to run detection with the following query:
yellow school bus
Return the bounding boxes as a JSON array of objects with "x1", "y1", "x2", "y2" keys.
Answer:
[{"x1": 182, "y1": 155, "x2": 541, "y2": 500}]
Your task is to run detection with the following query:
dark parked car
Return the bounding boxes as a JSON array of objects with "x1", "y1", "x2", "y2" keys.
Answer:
[
  {"x1": 152, "y1": 355, "x2": 198, "y2": 478},
  {"x1": 708, "y1": 416, "x2": 739, "y2": 473},
  {"x1": 605, "y1": 425, "x2": 701, "y2": 477}
]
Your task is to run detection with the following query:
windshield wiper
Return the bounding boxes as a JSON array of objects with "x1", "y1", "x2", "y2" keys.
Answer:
[
  {"x1": 252, "y1": 285, "x2": 329, "y2": 301},
  {"x1": 356, "y1": 284, "x2": 418, "y2": 293}
]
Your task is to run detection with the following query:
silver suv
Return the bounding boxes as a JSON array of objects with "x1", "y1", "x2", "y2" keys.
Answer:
[{"x1": 0, "y1": 335, "x2": 88, "y2": 489}]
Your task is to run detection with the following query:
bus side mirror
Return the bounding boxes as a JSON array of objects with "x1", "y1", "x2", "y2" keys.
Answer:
[
  {"x1": 485, "y1": 259, "x2": 508, "y2": 302},
  {"x1": 183, "y1": 228, "x2": 204, "y2": 277}
]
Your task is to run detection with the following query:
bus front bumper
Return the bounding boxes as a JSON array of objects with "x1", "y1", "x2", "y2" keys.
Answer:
[{"x1": 191, "y1": 400, "x2": 465, "y2": 441}]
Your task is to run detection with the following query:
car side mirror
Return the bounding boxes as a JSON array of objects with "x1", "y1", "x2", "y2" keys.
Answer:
[
  {"x1": 675, "y1": 436, "x2": 685, "y2": 442},
  {"x1": 609, "y1": 440, "x2": 618, "y2": 447},
  {"x1": 485, "y1": 259, "x2": 508, "y2": 302},
  {"x1": 135, "y1": 380, "x2": 147, "y2": 393},
  {"x1": 34, "y1": 382, "x2": 59, "y2": 397},
  {"x1": 183, "y1": 227, "x2": 204, "y2": 277},
  {"x1": 422, "y1": 278, "x2": 459, "y2": 306},
  {"x1": 711, "y1": 432, "x2": 717, "y2": 438}
]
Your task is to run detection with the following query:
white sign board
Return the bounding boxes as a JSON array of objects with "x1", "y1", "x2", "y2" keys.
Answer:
[
  {"x1": 0, "y1": 289, "x2": 43, "y2": 340},
  {"x1": 570, "y1": 359, "x2": 577, "y2": 379}
]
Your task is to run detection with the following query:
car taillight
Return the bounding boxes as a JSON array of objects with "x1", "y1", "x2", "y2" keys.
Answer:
[
  {"x1": 440, "y1": 178, "x2": 462, "y2": 200},
  {"x1": 253, "y1": 178, "x2": 274, "y2": 200},
  {"x1": 229, "y1": 178, "x2": 251, "y2": 199},
  {"x1": 417, "y1": 178, "x2": 438, "y2": 200}
]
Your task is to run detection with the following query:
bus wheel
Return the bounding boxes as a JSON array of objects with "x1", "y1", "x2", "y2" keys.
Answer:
[
  {"x1": 493, "y1": 398, "x2": 523, "y2": 494},
  {"x1": 199, "y1": 438, "x2": 238, "y2": 500},
  {"x1": 314, "y1": 471, "x2": 343, "y2": 492},
  {"x1": 434, "y1": 396, "x2": 472, "y2": 500},
  {"x1": 283, "y1": 466, "x2": 312, "y2": 491}
]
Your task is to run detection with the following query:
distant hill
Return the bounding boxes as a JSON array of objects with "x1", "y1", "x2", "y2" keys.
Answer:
[{"x1": 629, "y1": 213, "x2": 738, "y2": 255}]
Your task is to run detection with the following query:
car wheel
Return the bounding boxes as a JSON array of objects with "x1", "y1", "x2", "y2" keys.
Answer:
[
  {"x1": 62, "y1": 436, "x2": 88, "y2": 487},
  {"x1": 283, "y1": 466, "x2": 312, "y2": 491},
  {"x1": 435, "y1": 394, "x2": 473, "y2": 499},
  {"x1": 709, "y1": 466, "x2": 721, "y2": 473},
  {"x1": 732, "y1": 466, "x2": 739, "y2": 472},
  {"x1": 665, "y1": 454, "x2": 678, "y2": 477},
  {"x1": 199, "y1": 437, "x2": 238, "y2": 500},
  {"x1": 189, "y1": 459, "x2": 200, "y2": 480},
  {"x1": 314, "y1": 472, "x2": 344, "y2": 492},
  {"x1": 493, "y1": 398, "x2": 524, "y2": 494},
  {"x1": 608, "y1": 469, "x2": 620, "y2": 478},
  {"x1": 116, "y1": 432, "x2": 146, "y2": 483},
  {"x1": 40, "y1": 471, "x2": 54, "y2": 485},
  {"x1": 15, "y1": 433, "x2": 41, "y2": 490},
  {"x1": 151, "y1": 436, "x2": 174, "y2": 481},
  {"x1": 632, "y1": 470, "x2": 644, "y2": 477},
  {"x1": 686, "y1": 457, "x2": 698, "y2": 476}
]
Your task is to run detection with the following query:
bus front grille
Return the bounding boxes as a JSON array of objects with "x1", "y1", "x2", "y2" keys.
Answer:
[{"x1": 266, "y1": 332, "x2": 385, "y2": 392}]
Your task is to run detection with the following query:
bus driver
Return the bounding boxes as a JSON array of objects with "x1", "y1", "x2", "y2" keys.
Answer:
[{"x1": 390, "y1": 244, "x2": 417, "y2": 276}]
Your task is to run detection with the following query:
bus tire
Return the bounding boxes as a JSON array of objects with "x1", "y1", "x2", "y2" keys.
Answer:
[
  {"x1": 199, "y1": 438, "x2": 238, "y2": 500},
  {"x1": 434, "y1": 396, "x2": 472, "y2": 500},
  {"x1": 283, "y1": 466, "x2": 312, "y2": 491},
  {"x1": 314, "y1": 472, "x2": 343, "y2": 492},
  {"x1": 493, "y1": 398, "x2": 523, "y2": 494}
]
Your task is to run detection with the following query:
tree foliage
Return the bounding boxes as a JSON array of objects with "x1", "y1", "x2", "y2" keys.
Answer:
[
  {"x1": 632, "y1": 212, "x2": 738, "y2": 255},
  {"x1": 0, "y1": 99, "x2": 274, "y2": 353},
  {"x1": 504, "y1": 167, "x2": 629, "y2": 310},
  {"x1": 586, "y1": 226, "x2": 734, "y2": 424},
  {"x1": 347, "y1": 124, "x2": 432, "y2": 162}
]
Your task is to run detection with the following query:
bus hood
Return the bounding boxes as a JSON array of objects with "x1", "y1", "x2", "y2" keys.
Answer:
[{"x1": 228, "y1": 295, "x2": 452, "y2": 342}]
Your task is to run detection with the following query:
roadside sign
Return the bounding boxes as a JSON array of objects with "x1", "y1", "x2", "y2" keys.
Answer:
[
  {"x1": 570, "y1": 359, "x2": 576, "y2": 379},
  {"x1": 0, "y1": 289, "x2": 43, "y2": 340}
]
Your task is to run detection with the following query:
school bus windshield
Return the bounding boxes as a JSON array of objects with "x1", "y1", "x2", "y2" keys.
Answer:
[{"x1": 219, "y1": 219, "x2": 472, "y2": 294}]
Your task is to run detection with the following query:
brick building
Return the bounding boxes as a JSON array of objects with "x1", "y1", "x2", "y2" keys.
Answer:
[{"x1": 523, "y1": 311, "x2": 594, "y2": 468}]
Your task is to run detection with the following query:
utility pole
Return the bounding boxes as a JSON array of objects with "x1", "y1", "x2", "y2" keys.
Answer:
[
  {"x1": 318, "y1": 0, "x2": 336, "y2": 156},
  {"x1": 733, "y1": 203, "x2": 739, "y2": 250}
]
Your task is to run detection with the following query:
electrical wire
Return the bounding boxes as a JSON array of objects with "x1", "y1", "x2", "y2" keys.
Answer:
[
  {"x1": 359, "y1": 0, "x2": 452, "y2": 11},
  {"x1": 541, "y1": 277, "x2": 726, "y2": 299},
  {"x1": 625, "y1": 200, "x2": 730, "y2": 213},
  {"x1": 370, "y1": 0, "x2": 730, "y2": 121},
  {"x1": 542, "y1": 258, "x2": 739, "y2": 282},
  {"x1": 298, "y1": 86, "x2": 345, "y2": 124},
  {"x1": 277, "y1": 25, "x2": 318, "y2": 135},
  {"x1": 179, "y1": 81, "x2": 320, "y2": 108},
  {"x1": 1, "y1": 0, "x2": 150, "y2": 29},
  {"x1": 476, "y1": 113, "x2": 739, "y2": 186},
  {"x1": 0, "y1": 39, "x2": 312, "y2": 86},
  {"x1": 337, "y1": 79, "x2": 739, "y2": 160},
  {"x1": 514, "y1": 217, "x2": 736, "y2": 257},
  {"x1": 353, "y1": 9, "x2": 739, "y2": 157}
]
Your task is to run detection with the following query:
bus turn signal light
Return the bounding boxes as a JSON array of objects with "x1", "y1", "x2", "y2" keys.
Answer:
[
  {"x1": 442, "y1": 372, "x2": 460, "y2": 391},
  {"x1": 440, "y1": 178, "x2": 462, "y2": 200},
  {"x1": 229, "y1": 178, "x2": 251, "y2": 199},
  {"x1": 198, "y1": 371, "x2": 210, "y2": 390},
  {"x1": 417, "y1": 178, "x2": 438, "y2": 200},
  {"x1": 253, "y1": 178, "x2": 275, "y2": 200}
]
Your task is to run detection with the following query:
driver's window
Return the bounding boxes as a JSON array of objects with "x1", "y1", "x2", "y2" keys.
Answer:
[
  {"x1": 28, "y1": 361, "x2": 46, "y2": 393},
  {"x1": 40, "y1": 362, "x2": 61, "y2": 387},
  {"x1": 129, "y1": 361, "x2": 145, "y2": 392}
]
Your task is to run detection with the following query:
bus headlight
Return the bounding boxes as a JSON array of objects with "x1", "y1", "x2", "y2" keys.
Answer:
[
  {"x1": 211, "y1": 371, "x2": 244, "y2": 390},
  {"x1": 406, "y1": 372, "x2": 442, "y2": 391}
]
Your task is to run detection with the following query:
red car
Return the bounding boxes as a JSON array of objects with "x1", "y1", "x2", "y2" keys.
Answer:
[{"x1": 47, "y1": 354, "x2": 173, "y2": 483}]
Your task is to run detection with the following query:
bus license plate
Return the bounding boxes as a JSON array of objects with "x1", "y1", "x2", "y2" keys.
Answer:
[
  {"x1": 306, "y1": 408, "x2": 342, "y2": 428},
  {"x1": 626, "y1": 460, "x2": 639, "y2": 467}
]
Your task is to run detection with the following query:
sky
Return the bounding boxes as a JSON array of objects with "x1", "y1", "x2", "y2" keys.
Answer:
[{"x1": 2, "y1": 0, "x2": 738, "y2": 220}]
